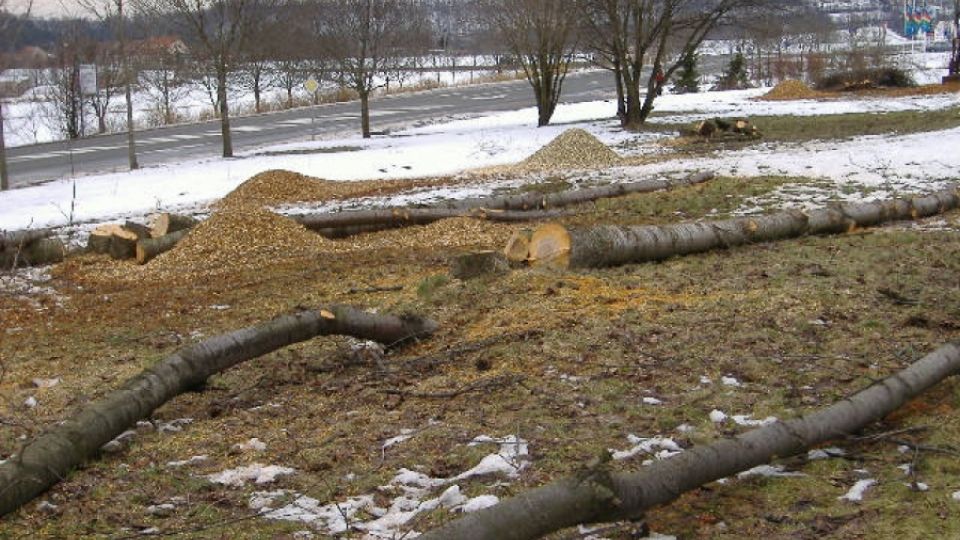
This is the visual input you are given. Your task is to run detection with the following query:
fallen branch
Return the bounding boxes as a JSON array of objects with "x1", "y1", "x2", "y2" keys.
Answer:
[
  {"x1": 293, "y1": 172, "x2": 715, "y2": 235},
  {"x1": 0, "y1": 306, "x2": 438, "y2": 517},
  {"x1": 421, "y1": 342, "x2": 960, "y2": 540},
  {"x1": 525, "y1": 186, "x2": 960, "y2": 269}
]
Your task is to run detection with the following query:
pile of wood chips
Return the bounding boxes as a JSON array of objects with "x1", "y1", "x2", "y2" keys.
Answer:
[
  {"x1": 760, "y1": 80, "x2": 823, "y2": 101},
  {"x1": 519, "y1": 129, "x2": 622, "y2": 172}
]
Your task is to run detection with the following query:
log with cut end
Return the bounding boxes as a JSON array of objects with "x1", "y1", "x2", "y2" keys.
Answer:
[
  {"x1": 0, "y1": 228, "x2": 53, "y2": 251},
  {"x1": 136, "y1": 229, "x2": 190, "y2": 265},
  {"x1": 526, "y1": 187, "x2": 960, "y2": 269},
  {"x1": 0, "y1": 238, "x2": 65, "y2": 268},
  {"x1": 293, "y1": 172, "x2": 715, "y2": 234},
  {"x1": 151, "y1": 213, "x2": 198, "y2": 238},
  {"x1": 421, "y1": 342, "x2": 960, "y2": 540},
  {"x1": 503, "y1": 229, "x2": 533, "y2": 263},
  {"x1": 107, "y1": 227, "x2": 143, "y2": 260},
  {"x1": 0, "y1": 305, "x2": 439, "y2": 518},
  {"x1": 450, "y1": 251, "x2": 510, "y2": 280}
]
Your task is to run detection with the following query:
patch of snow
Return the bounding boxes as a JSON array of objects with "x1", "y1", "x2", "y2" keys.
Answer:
[
  {"x1": 611, "y1": 435, "x2": 683, "y2": 462},
  {"x1": 737, "y1": 465, "x2": 806, "y2": 479},
  {"x1": 36, "y1": 500, "x2": 58, "y2": 512},
  {"x1": 166, "y1": 455, "x2": 209, "y2": 468},
  {"x1": 146, "y1": 503, "x2": 176, "y2": 517},
  {"x1": 721, "y1": 376, "x2": 742, "y2": 387},
  {"x1": 807, "y1": 447, "x2": 846, "y2": 460},
  {"x1": 699, "y1": 376, "x2": 713, "y2": 385},
  {"x1": 905, "y1": 482, "x2": 929, "y2": 492},
  {"x1": 102, "y1": 429, "x2": 138, "y2": 453},
  {"x1": 898, "y1": 464, "x2": 913, "y2": 475},
  {"x1": 31, "y1": 378, "x2": 60, "y2": 388},
  {"x1": 952, "y1": 491, "x2": 960, "y2": 502},
  {"x1": 732, "y1": 415, "x2": 778, "y2": 427},
  {"x1": 234, "y1": 438, "x2": 268, "y2": 452},
  {"x1": 158, "y1": 418, "x2": 194, "y2": 434},
  {"x1": 459, "y1": 494, "x2": 499, "y2": 513},
  {"x1": 642, "y1": 397, "x2": 664, "y2": 405},
  {"x1": 898, "y1": 445, "x2": 912, "y2": 454},
  {"x1": 382, "y1": 428, "x2": 415, "y2": 450},
  {"x1": 676, "y1": 424, "x2": 695, "y2": 434},
  {"x1": 139, "y1": 527, "x2": 160, "y2": 536},
  {"x1": 709, "y1": 410, "x2": 727, "y2": 423},
  {"x1": 207, "y1": 463, "x2": 295, "y2": 487},
  {"x1": 839, "y1": 479, "x2": 876, "y2": 502},
  {"x1": 23, "y1": 396, "x2": 37, "y2": 408}
]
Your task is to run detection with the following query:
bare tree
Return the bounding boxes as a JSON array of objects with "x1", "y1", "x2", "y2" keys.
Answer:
[
  {"x1": 78, "y1": 0, "x2": 140, "y2": 169},
  {"x1": 137, "y1": 46, "x2": 190, "y2": 125},
  {"x1": 480, "y1": 0, "x2": 578, "y2": 127},
  {"x1": 142, "y1": 0, "x2": 274, "y2": 157},
  {"x1": 580, "y1": 0, "x2": 774, "y2": 130},
  {"x1": 0, "y1": 0, "x2": 33, "y2": 191},
  {"x1": 950, "y1": 0, "x2": 959, "y2": 78},
  {"x1": 312, "y1": 0, "x2": 431, "y2": 138},
  {"x1": 87, "y1": 45, "x2": 123, "y2": 134}
]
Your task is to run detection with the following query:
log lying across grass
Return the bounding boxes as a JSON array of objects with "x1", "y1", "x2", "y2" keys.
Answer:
[
  {"x1": 422, "y1": 342, "x2": 960, "y2": 540},
  {"x1": 0, "y1": 237, "x2": 65, "y2": 269},
  {"x1": 0, "y1": 305, "x2": 439, "y2": 518},
  {"x1": 0, "y1": 228, "x2": 53, "y2": 251},
  {"x1": 293, "y1": 171, "x2": 715, "y2": 235},
  {"x1": 526, "y1": 186, "x2": 960, "y2": 269},
  {"x1": 150, "y1": 213, "x2": 198, "y2": 238}
]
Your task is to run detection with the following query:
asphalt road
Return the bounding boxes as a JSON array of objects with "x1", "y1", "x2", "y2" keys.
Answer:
[{"x1": 5, "y1": 69, "x2": 619, "y2": 189}]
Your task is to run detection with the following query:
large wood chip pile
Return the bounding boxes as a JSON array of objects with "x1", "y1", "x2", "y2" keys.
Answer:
[
  {"x1": 520, "y1": 129, "x2": 622, "y2": 171},
  {"x1": 761, "y1": 80, "x2": 823, "y2": 101}
]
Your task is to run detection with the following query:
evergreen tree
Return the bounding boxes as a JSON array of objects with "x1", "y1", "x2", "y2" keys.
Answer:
[
  {"x1": 715, "y1": 52, "x2": 750, "y2": 90},
  {"x1": 673, "y1": 51, "x2": 700, "y2": 94}
]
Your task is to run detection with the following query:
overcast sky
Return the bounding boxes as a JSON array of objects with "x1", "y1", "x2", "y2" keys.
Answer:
[{"x1": 6, "y1": 0, "x2": 84, "y2": 18}]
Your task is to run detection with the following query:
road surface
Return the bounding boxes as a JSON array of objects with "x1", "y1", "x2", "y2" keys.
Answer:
[{"x1": 5, "y1": 70, "x2": 619, "y2": 189}]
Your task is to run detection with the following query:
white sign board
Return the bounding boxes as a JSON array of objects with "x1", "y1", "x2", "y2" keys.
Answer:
[
  {"x1": 79, "y1": 64, "x2": 98, "y2": 96},
  {"x1": 304, "y1": 76, "x2": 319, "y2": 94}
]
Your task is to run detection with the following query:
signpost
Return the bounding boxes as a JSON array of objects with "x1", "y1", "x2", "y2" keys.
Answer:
[{"x1": 305, "y1": 77, "x2": 319, "y2": 140}]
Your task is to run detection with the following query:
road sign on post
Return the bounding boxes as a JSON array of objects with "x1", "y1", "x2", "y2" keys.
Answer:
[
  {"x1": 304, "y1": 76, "x2": 319, "y2": 94},
  {"x1": 79, "y1": 64, "x2": 98, "y2": 96}
]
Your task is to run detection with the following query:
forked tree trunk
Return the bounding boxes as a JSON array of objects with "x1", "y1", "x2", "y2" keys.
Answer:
[
  {"x1": 527, "y1": 187, "x2": 960, "y2": 269},
  {"x1": 294, "y1": 172, "x2": 714, "y2": 235},
  {"x1": 0, "y1": 306, "x2": 438, "y2": 517},
  {"x1": 423, "y1": 342, "x2": 960, "y2": 540}
]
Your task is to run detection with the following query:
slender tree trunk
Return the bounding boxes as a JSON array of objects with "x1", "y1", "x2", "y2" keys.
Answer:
[
  {"x1": 0, "y1": 306, "x2": 438, "y2": 518},
  {"x1": 423, "y1": 342, "x2": 960, "y2": 540},
  {"x1": 0, "y1": 100, "x2": 8, "y2": 191},
  {"x1": 118, "y1": 0, "x2": 139, "y2": 170},
  {"x1": 217, "y1": 64, "x2": 233, "y2": 157},
  {"x1": 360, "y1": 89, "x2": 371, "y2": 138}
]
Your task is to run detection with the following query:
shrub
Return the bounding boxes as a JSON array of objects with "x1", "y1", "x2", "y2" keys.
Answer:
[{"x1": 815, "y1": 67, "x2": 915, "y2": 91}]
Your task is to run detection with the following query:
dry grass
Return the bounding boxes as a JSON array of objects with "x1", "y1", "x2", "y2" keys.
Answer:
[{"x1": 2, "y1": 174, "x2": 960, "y2": 539}]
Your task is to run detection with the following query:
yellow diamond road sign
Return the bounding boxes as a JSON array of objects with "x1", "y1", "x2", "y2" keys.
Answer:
[{"x1": 304, "y1": 77, "x2": 319, "y2": 93}]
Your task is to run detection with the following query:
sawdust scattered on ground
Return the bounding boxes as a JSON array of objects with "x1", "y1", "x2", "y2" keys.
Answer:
[{"x1": 518, "y1": 129, "x2": 622, "y2": 172}]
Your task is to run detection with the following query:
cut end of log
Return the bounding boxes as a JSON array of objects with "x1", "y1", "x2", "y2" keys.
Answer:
[
  {"x1": 320, "y1": 309, "x2": 337, "y2": 320},
  {"x1": 527, "y1": 223, "x2": 572, "y2": 268},
  {"x1": 504, "y1": 229, "x2": 534, "y2": 263}
]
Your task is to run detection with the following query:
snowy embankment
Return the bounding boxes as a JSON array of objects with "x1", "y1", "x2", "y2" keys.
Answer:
[{"x1": 1, "y1": 86, "x2": 959, "y2": 233}]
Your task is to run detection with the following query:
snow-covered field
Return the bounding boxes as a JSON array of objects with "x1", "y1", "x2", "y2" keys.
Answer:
[{"x1": 2, "y1": 82, "x2": 959, "y2": 233}]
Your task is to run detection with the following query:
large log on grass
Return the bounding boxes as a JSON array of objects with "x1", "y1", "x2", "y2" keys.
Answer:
[
  {"x1": 294, "y1": 172, "x2": 715, "y2": 234},
  {"x1": 422, "y1": 342, "x2": 960, "y2": 540},
  {"x1": 0, "y1": 228, "x2": 54, "y2": 251},
  {"x1": 0, "y1": 237, "x2": 65, "y2": 268},
  {"x1": 136, "y1": 229, "x2": 190, "y2": 264},
  {"x1": 526, "y1": 186, "x2": 960, "y2": 269},
  {"x1": 0, "y1": 305, "x2": 438, "y2": 518}
]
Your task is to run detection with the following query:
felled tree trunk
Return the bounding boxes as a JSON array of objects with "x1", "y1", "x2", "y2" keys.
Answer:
[
  {"x1": 422, "y1": 342, "x2": 960, "y2": 540},
  {"x1": 136, "y1": 229, "x2": 190, "y2": 265},
  {"x1": 0, "y1": 228, "x2": 53, "y2": 251},
  {"x1": 0, "y1": 238, "x2": 65, "y2": 268},
  {"x1": 293, "y1": 172, "x2": 715, "y2": 235},
  {"x1": 0, "y1": 306, "x2": 438, "y2": 518},
  {"x1": 88, "y1": 223, "x2": 152, "y2": 260},
  {"x1": 527, "y1": 187, "x2": 959, "y2": 269},
  {"x1": 151, "y1": 213, "x2": 198, "y2": 238}
]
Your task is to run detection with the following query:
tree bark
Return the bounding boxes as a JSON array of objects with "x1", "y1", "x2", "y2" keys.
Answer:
[
  {"x1": 0, "y1": 238, "x2": 65, "y2": 268},
  {"x1": 136, "y1": 229, "x2": 190, "y2": 264},
  {"x1": 527, "y1": 186, "x2": 960, "y2": 269},
  {"x1": 151, "y1": 213, "x2": 198, "y2": 238},
  {"x1": 422, "y1": 342, "x2": 960, "y2": 540},
  {"x1": 217, "y1": 64, "x2": 233, "y2": 158},
  {"x1": 360, "y1": 90, "x2": 371, "y2": 139},
  {"x1": 1, "y1": 100, "x2": 9, "y2": 190},
  {"x1": 118, "y1": 0, "x2": 139, "y2": 171},
  {"x1": 0, "y1": 228, "x2": 54, "y2": 251},
  {"x1": 294, "y1": 172, "x2": 714, "y2": 235},
  {"x1": 0, "y1": 306, "x2": 438, "y2": 518}
]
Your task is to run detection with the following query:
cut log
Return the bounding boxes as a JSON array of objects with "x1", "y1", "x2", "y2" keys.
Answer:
[
  {"x1": 293, "y1": 172, "x2": 715, "y2": 234},
  {"x1": 526, "y1": 186, "x2": 960, "y2": 269},
  {"x1": 0, "y1": 228, "x2": 53, "y2": 251},
  {"x1": 503, "y1": 228, "x2": 533, "y2": 263},
  {"x1": 107, "y1": 227, "x2": 142, "y2": 260},
  {"x1": 450, "y1": 251, "x2": 510, "y2": 280},
  {"x1": 123, "y1": 221, "x2": 152, "y2": 240},
  {"x1": 87, "y1": 224, "x2": 123, "y2": 254},
  {"x1": 0, "y1": 305, "x2": 439, "y2": 518},
  {"x1": 0, "y1": 238, "x2": 65, "y2": 268},
  {"x1": 421, "y1": 342, "x2": 960, "y2": 540},
  {"x1": 151, "y1": 213, "x2": 198, "y2": 238},
  {"x1": 296, "y1": 208, "x2": 568, "y2": 233},
  {"x1": 136, "y1": 229, "x2": 190, "y2": 265}
]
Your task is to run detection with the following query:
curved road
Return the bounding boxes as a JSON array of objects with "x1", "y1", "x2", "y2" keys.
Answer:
[{"x1": 5, "y1": 70, "x2": 618, "y2": 189}]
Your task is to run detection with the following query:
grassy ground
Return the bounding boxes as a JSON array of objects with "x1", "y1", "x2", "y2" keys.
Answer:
[{"x1": 1, "y1": 174, "x2": 959, "y2": 539}]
